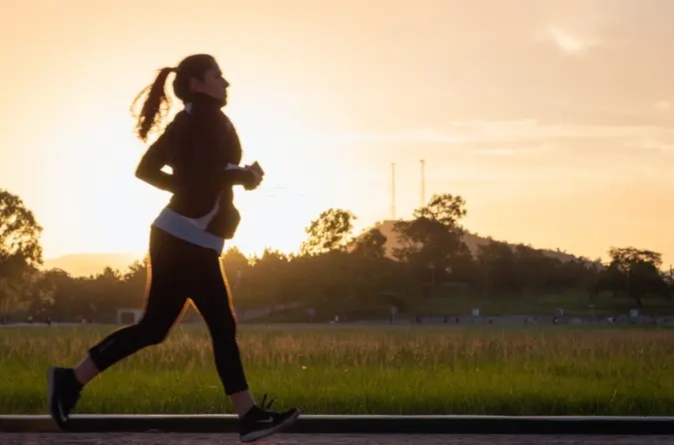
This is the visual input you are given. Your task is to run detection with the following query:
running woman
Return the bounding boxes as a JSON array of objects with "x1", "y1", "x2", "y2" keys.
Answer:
[{"x1": 47, "y1": 54, "x2": 300, "y2": 443}]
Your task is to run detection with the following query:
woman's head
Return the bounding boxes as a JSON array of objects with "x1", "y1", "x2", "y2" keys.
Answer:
[{"x1": 132, "y1": 54, "x2": 230, "y2": 141}]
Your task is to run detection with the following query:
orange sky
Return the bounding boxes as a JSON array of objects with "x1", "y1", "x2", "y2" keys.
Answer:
[{"x1": 1, "y1": 0, "x2": 673, "y2": 265}]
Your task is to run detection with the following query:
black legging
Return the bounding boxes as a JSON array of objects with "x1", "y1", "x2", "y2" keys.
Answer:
[{"x1": 88, "y1": 227, "x2": 248, "y2": 395}]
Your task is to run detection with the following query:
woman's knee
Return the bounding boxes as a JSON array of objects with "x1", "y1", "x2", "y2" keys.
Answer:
[
  {"x1": 208, "y1": 317, "x2": 237, "y2": 345},
  {"x1": 135, "y1": 319, "x2": 172, "y2": 346}
]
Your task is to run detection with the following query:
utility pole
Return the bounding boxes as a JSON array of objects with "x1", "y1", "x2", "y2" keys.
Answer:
[
  {"x1": 420, "y1": 159, "x2": 426, "y2": 207},
  {"x1": 391, "y1": 163, "x2": 396, "y2": 220}
]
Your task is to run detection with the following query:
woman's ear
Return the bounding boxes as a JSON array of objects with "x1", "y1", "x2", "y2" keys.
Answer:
[{"x1": 188, "y1": 76, "x2": 202, "y2": 94}]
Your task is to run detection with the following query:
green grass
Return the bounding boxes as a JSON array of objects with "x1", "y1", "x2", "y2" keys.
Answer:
[{"x1": 1, "y1": 324, "x2": 673, "y2": 416}]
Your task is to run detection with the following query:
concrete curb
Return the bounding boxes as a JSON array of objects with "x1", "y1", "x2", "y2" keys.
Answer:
[{"x1": 1, "y1": 415, "x2": 674, "y2": 435}]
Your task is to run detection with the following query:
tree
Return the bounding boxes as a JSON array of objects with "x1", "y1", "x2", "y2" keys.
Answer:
[
  {"x1": 626, "y1": 260, "x2": 670, "y2": 307},
  {"x1": 0, "y1": 277, "x2": 24, "y2": 317},
  {"x1": 351, "y1": 228, "x2": 387, "y2": 260},
  {"x1": 592, "y1": 247, "x2": 670, "y2": 307},
  {"x1": 222, "y1": 246, "x2": 249, "y2": 271},
  {"x1": 0, "y1": 189, "x2": 44, "y2": 317},
  {"x1": 413, "y1": 193, "x2": 467, "y2": 231},
  {"x1": 300, "y1": 208, "x2": 356, "y2": 256},
  {"x1": 476, "y1": 240, "x2": 520, "y2": 294},
  {"x1": 115, "y1": 260, "x2": 149, "y2": 310},
  {"x1": 348, "y1": 227, "x2": 400, "y2": 303},
  {"x1": 25, "y1": 268, "x2": 67, "y2": 320},
  {"x1": 121, "y1": 259, "x2": 147, "y2": 286},
  {"x1": 513, "y1": 244, "x2": 567, "y2": 291},
  {"x1": 608, "y1": 247, "x2": 662, "y2": 271},
  {"x1": 247, "y1": 248, "x2": 291, "y2": 305},
  {"x1": 590, "y1": 261, "x2": 624, "y2": 299},
  {"x1": 0, "y1": 189, "x2": 43, "y2": 272},
  {"x1": 393, "y1": 194, "x2": 469, "y2": 296},
  {"x1": 221, "y1": 246, "x2": 250, "y2": 292},
  {"x1": 394, "y1": 193, "x2": 468, "y2": 259},
  {"x1": 8, "y1": 184, "x2": 671, "y2": 323}
]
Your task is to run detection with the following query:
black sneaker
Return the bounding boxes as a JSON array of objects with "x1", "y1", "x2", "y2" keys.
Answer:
[
  {"x1": 239, "y1": 394, "x2": 301, "y2": 443},
  {"x1": 47, "y1": 367, "x2": 82, "y2": 430}
]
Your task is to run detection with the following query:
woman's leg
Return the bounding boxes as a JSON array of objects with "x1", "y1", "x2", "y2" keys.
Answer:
[
  {"x1": 188, "y1": 250, "x2": 300, "y2": 442},
  {"x1": 48, "y1": 228, "x2": 189, "y2": 428},
  {"x1": 189, "y1": 249, "x2": 250, "y2": 411}
]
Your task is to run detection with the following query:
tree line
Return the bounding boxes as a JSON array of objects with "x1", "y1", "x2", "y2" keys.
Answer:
[{"x1": 0, "y1": 188, "x2": 672, "y2": 323}]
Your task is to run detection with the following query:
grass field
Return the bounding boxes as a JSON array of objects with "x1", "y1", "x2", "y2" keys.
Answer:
[{"x1": 1, "y1": 324, "x2": 673, "y2": 416}]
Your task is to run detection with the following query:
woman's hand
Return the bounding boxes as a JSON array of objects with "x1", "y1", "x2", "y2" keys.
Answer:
[{"x1": 242, "y1": 168, "x2": 263, "y2": 191}]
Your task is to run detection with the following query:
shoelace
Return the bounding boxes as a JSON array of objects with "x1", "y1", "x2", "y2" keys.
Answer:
[{"x1": 260, "y1": 393, "x2": 276, "y2": 411}]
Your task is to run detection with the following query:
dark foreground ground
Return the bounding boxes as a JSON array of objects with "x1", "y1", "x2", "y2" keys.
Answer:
[{"x1": 0, "y1": 434, "x2": 672, "y2": 445}]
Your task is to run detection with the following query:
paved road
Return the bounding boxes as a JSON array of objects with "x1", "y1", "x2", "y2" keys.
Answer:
[{"x1": 0, "y1": 434, "x2": 672, "y2": 445}]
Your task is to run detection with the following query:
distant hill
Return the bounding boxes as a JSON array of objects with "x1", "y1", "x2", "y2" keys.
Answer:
[
  {"x1": 372, "y1": 220, "x2": 581, "y2": 263},
  {"x1": 43, "y1": 253, "x2": 143, "y2": 277},
  {"x1": 43, "y1": 221, "x2": 584, "y2": 278}
]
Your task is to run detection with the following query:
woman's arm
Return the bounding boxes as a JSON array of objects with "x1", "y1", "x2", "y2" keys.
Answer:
[{"x1": 135, "y1": 131, "x2": 174, "y2": 192}]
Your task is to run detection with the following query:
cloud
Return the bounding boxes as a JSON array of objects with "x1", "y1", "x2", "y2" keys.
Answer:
[
  {"x1": 333, "y1": 129, "x2": 470, "y2": 145},
  {"x1": 540, "y1": 25, "x2": 601, "y2": 55},
  {"x1": 327, "y1": 120, "x2": 674, "y2": 160},
  {"x1": 473, "y1": 148, "x2": 517, "y2": 157},
  {"x1": 623, "y1": 139, "x2": 674, "y2": 156},
  {"x1": 447, "y1": 119, "x2": 674, "y2": 143}
]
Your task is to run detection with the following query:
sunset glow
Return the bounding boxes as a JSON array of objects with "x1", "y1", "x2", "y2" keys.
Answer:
[{"x1": 1, "y1": 0, "x2": 673, "y2": 266}]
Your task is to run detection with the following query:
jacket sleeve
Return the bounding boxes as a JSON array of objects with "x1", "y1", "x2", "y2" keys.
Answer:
[
  {"x1": 182, "y1": 116, "x2": 254, "y2": 188},
  {"x1": 135, "y1": 130, "x2": 175, "y2": 192},
  {"x1": 220, "y1": 118, "x2": 255, "y2": 187}
]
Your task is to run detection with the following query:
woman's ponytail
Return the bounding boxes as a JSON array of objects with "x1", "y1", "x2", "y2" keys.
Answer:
[{"x1": 131, "y1": 67, "x2": 175, "y2": 142}]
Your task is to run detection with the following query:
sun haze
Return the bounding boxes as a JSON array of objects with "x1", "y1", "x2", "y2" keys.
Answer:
[{"x1": 1, "y1": 0, "x2": 673, "y2": 265}]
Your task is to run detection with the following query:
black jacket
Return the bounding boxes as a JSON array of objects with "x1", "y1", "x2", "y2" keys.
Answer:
[{"x1": 135, "y1": 93, "x2": 254, "y2": 239}]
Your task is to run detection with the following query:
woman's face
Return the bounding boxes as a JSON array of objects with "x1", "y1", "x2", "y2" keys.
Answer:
[{"x1": 190, "y1": 64, "x2": 230, "y2": 105}]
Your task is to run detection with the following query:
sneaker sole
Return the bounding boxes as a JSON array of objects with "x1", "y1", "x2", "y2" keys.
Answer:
[
  {"x1": 240, "y1": 408, "x2": 301, "y2": 443},
  {"x1": 47, "y1": 367, "x2": 67, "y2": 431}
]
